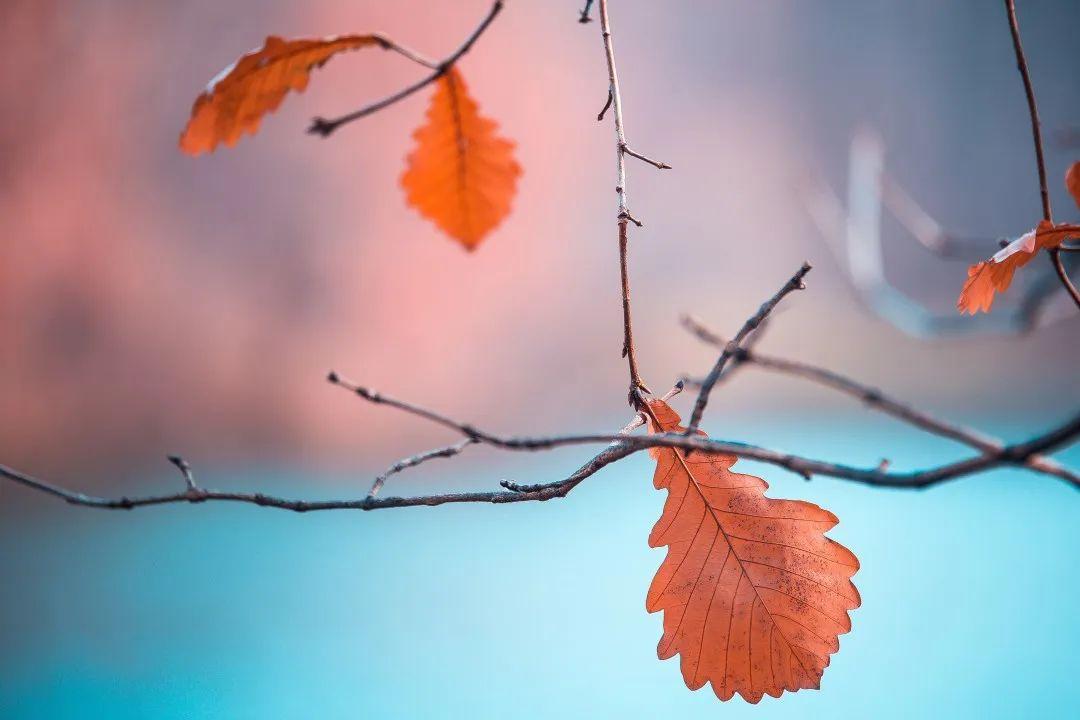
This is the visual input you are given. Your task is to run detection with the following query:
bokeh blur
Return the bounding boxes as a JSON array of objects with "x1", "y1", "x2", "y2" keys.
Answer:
[{"x1": 2, "y1": 1, "x2": 1078, "y2": 718}]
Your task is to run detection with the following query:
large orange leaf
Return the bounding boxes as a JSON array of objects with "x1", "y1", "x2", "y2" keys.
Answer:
[
  {"x1": 400, "y1": 68, "x2": 521, "y2": 250},
  {"x1": 957, "y1": 221, "x2": 1080, "y2": 314},
  {"x1": 645, "y1": 400, "x2": 860, "y2": 703},
  {"x1": 180, "y1": 35, "x2": 380, "y2": 155}
]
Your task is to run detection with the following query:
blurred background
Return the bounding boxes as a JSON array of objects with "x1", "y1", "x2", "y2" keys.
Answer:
[{"x1": 2, "y1": 1, "x2": 1078, "y2": 717}]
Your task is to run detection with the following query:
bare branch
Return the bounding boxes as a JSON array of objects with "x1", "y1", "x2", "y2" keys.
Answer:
[
  {"x1": 621, "y1": 143, "x2": 671, "y2": 170},
  {"x1": 326, "y1": 371, "x2": 474, "y2": 437},
  {"x1": 373, "y1": 34, "x2": 438, "y2": 70},
  {"x1": 596, "y1": 88, "x2": 613, "y2": 121},
  {"x1": 1048, "y1": 248, "x2": 1080, "y2": 309},
  {"x1": 579, "y1": 0, "x2": 595, "y2": 24},
  {"x1": 1003, "y1": 0, "x2": 1080, "y2": 311},
  {"x1": 167, "y1": 455, "x2": 197, "y2": 491},
  {"x1": 501, "y1": 383, "x2": 684, "y2": 495},
  {"x1": 309, "y1": 1, "x2": 504, "y2": 138},
  {"x1": 5, "y1": 264, "x2": 1078, "y2": 516},
  {"x1": 681, "y1": 317, "x2": 1080, "y2": 487},
  {"x1": 369, "y1": 439, "x2": 477, "y2": 498},
  {"x1": 685, "y1": 263, "x2": 811, "y2": 433},
  {"x1": 598, "y1": 0, "x2": 660, "y2": 402},
  {"x1": 1003, "y1": 0, "x2": 1051, "y2": 223},
  {"x1": 3, "y1": 403, "x2": 1077, "y2": 514}
]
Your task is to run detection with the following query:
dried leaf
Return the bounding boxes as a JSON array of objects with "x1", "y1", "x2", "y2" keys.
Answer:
[
  {"x1": 645, "y1": 400, "x2": 859, "y2": 703},
  {"x1": 1067, "y1": 161, "x2": 1080, "y2": 211},
  {"x1": 400, "y1": 68, "x2": 521, "y2": 250},
  {"x1": 957, "y1": 221, "x2": 1080, "y2": 314},
  {"x1": 180, "y1": 35, "x2": 380, "y2": 155}
]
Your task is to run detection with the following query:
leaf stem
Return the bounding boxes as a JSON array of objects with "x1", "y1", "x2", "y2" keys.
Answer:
[{"x1": 309, "y1": 1, "x2": 504, "y2": 137}]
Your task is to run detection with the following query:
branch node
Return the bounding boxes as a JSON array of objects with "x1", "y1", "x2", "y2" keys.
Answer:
[{"x1": 308, "y1": 117, "x2": 335, "y2": 138}]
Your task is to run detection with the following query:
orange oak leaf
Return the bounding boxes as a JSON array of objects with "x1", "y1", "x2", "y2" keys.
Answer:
[
  {"x1": 400, "y1": 68, "x2": 521, "y2": 250},
  {"x1": 645, "y1": 399, "x2": 860, "y2": 703},
  {"x1": 180, "y1": 35, "x2": 380, "y2": 155},
  {"x1": 957, "y1": 221, "x2": 1080, "y2": 315},
  {"x1": 1067, "y1": 161, "x2": 1080, "y2": 210}
]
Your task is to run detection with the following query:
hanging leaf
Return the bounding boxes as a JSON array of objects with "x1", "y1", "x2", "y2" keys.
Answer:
[
  {"x1": 400, "y1": 67, "x2": 521, "y2": 250},
  {"x1": 645, "y1": 400, "x2": 860, "y2": 703},
  {"x1": 1067, "y1": 161, "x2": 1080, "y2": 211},
  {"x1": 180, "y1": 35, "x2": 380, "y2": 155},
  {"x1": 957, "y1": 221, "x2": 1080, "y2": 314}
]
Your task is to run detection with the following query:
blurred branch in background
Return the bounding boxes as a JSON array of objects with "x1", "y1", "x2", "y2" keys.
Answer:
[{"x1": 802, "y1": 128, "x2": 1078, "y2": 337}]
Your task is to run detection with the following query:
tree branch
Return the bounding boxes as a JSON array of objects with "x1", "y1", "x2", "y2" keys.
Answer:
[
  {"x1": 1003, "y1": 0, "x2": 1080, "y2": 310},
  {"x1": 369, "y1": 439, "x2": 477, "y2": 498},
  {"x1": 3, "y1": 399, "x2": 1077, "y2": 513},
  {"x1": 685, "y1": 263, "x2": 811, "y2": 432},
  {"x1": 1003, "y1": 0, "x2": 1051, "y2": 223},
  {"x1": 5, "y1": 271, "x2": 1079, "y2": 514},
  {"x1": 308, "y1": 0, "x2": 504, "y2": 137},
  {"x1": 680, "y1": 316, "x2": 1080, "y2": 487},
  {"x1": 578, "y1": 0, "x2": 595, "y2": 24},
  {"x1": 597, "y1": 0, "x2": 668, "y2": 403},
  {"x1": 1047, "y1": 247, "x2": 1080, "y2": 308},
  {"x1": 373, "y1": 34, "x2": 438, "y2": 70}
]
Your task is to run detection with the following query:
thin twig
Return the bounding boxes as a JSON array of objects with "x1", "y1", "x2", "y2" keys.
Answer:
[
  {"x1": 596, "y1": 88, "x2": 613, "y2": 122},
  {"x1": 501, "y1": 383, "x2": 684, "y2": 494},
  {"x1": 167, "y1": 455, "x2": 197, "y2": 491},
  {"x1": 1003, "y1": 0, "x2": 1051, "y2": 222},
  {"x1": 326, "y1": 367, "x2": 1080, "y2": 490},
  {"x1": 681, "y1": 316, "x2": 1080, "y2": 486},
  {"x1": 598, "y1": 0, "x2": 652, "y2": 402},
  {"x1": 685, "y1": 263, "x2": 811, "y2": 432},
  {"x1": 308, "y1": 1, "x2": 503, "y2": 137},
  {"x1": 1003, "y1": 0, "x2": 1080, "y2": 310},
  {"x1": 374, "y1": 34, "x2": 438, "y2": 70},
  {"x1": 1047, "y1": 248, "x2": 1080, "y2": 308},
  {"x1": 3, "y1": 403, "x2": 1077, "y2": 514},
  {"x1": 621, "y1": 143, "x2": 671, "y2": 170},
  {"x1": 369, "y1": 439, "x2": 477, "y2": 498},
  {"x1": 5, "y1": 272, "x2": 1079, "y2": 515},
  {"x1": 579, "y1": 0, "x2": 595, "y2": 24}
]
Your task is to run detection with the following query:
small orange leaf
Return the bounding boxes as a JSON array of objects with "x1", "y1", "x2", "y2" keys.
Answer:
[
  {"x1": 957, "y1": 221, "x2": 1080, "y2": 315},
  {"x1": 645, "y1": 400, "x2": 859, "y2": 703},
  {"x1": 1067, "y1": 161, "x2": 1080, "y2": 211},
  {"x1": 180, "y1": 35, "x2": 380, "y2": 155},
  {"x1": 400, "y1": 68, "x2": 521, "y2": 250}
]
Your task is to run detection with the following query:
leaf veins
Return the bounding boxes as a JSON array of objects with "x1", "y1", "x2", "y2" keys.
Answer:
[
  {"x1": 645, "y1": 400, "x2": 860, "y2": 703},
  {"x1": 400, "y1": 68, "x2": 521, "y2": 250},
  {"x1": 180, "y1": 35, "x2": 380, "y2": 155}
]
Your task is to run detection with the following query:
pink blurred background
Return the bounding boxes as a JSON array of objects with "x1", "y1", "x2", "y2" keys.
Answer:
[{"x1": 2, "y1": 0, "x2": 1078, "y2": 485}]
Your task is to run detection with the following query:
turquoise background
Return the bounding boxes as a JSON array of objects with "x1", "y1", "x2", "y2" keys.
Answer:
[{"x1": 3, "y1": 420, "x2": 1077, "y2": 719}]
